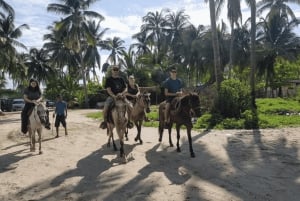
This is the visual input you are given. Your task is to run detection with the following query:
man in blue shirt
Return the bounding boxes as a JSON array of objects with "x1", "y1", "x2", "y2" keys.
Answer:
[
  {"x1": 162, "y1": 67, "x2": 183, "y2": 125},
  {"x1": 53, "y1": 94, "x2": 68, "y2": 138}
]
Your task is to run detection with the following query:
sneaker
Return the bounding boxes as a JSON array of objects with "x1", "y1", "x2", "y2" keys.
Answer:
[
  {"x1": 45, "y1": 125, "x2": 51, "y2": 130},
  {"x1": 99, "y1": 121, "x2": 107, "y2": 129}
]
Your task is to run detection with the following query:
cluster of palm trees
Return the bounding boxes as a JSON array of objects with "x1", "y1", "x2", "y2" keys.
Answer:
[{"x1": 1, "y1": 0, "x2": 300, "y2": 111}]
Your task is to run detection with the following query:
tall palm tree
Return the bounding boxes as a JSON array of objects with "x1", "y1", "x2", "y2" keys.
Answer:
[
  {"x1": 140, "y1": 10, "x2": 169, "y2": 64},
  {"x1": 0, "y1": 14, "x2": 28, "y2": 82},
  {"x1": 256, "y1": 13, "x2": 300, "y2": 95},
  {"x1": 24, "y1": 48, "x2": 54, "y2": 84},
  {"x1": 47, "y1": 0, "x2": 104, "y2": 107},
  {"x1": 84, "y1": 20, "x2": 108, "y2": 83},
  {"x1": 245, "y1": 0, "x2": 258, "y2": 123},
  {"x1": 206, "y1": 0, "x2": 223, "y2": 90},
  {"x1": 165, "y1": 9, "x2": 191, "y2": 63},
  {"x1": 227, "y1": 0, "x2": 242, "y2": 77},
  {"x1": 103, "y1": 36, "x2": 126, "y2": 66}
]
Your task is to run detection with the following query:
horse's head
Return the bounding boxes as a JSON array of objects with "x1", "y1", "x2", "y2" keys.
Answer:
[
  {"x1": 138, "y1": 92, "x2": 151, "y2": 113},
  {"x1": 36, "y1": 102, "x2": 51, "y2": 129},
  {"x1": 188, "y1": 93, "x2": 201, "y2": 117}
]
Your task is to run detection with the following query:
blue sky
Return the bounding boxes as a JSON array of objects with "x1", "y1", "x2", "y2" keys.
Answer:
[
  {"x1": 5, "y1": 0, "x2": 300, "y2": 88},
  {"x1": 8, "y1": 0, "x2": 300, "y2": 51},
  {"x1": 9, "y1": 0, "x2": 214, "y2": 49}
]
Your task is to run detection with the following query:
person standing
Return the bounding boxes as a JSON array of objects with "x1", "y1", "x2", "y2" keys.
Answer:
[
  {"x1": 21, "y1": 78, "x2": 44, "y2": 134},
  {"x1": 99, "y1": 65, "x2": 127, "y2": 129},
  {"x1": 162, "y1": 67, "x2": 183, "y2": 125},
  {"x1": 53, "y1": 94, "x2": 68, "y2": 138}
]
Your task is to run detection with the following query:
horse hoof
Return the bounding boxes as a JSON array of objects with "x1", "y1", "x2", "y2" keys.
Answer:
[
  {"x1": 177, "y1": 148, "x2": 181, "y2": 152},
  {"x1": 39, "y1": 151, "x2": 43, "y2": 155},
  {"x1": 170, "y1": 144, "x2": 174, "y2": 147},
  {"x1": 191, "y1": 153, "x2": 195, "y2": 158},
  {"x1": 139, "y1": 140, "x2": 143, "y2": 145}
]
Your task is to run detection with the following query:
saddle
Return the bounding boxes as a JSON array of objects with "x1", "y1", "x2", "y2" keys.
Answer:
[{"x1": 170, "y1": 97, "x2": 181, "y2": 113}]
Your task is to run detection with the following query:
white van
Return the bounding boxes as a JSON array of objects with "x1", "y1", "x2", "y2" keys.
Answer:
[{"x1": 12, "y1": 99, "x2": 25, "y2": 111}]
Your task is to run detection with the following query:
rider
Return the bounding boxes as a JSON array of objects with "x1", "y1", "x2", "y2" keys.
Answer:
[
  {"x1": 99, "y1": 65, "x2": 127, "y2": 129},
  {"x1": 125, "y1": 75, "x2": 140, "y2": 105},
  {"x1": 21, "y1": 78, "x2": 50, "y2": 134},
  {"x1": 162, "y1": 66, "x2": 183, "y2": 125}
]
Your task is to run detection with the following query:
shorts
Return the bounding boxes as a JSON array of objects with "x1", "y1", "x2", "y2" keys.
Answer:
[{"x1": 55, "y1": 114, "x2": 66, "y2": 127}]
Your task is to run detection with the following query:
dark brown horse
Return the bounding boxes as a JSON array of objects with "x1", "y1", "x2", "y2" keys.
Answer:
[
  {"x1": 158, "y1": 93, "x2": 201, "y2": 157},
  {"x1": 126, "y1": 92, "x2": 151, "y2": 144}
]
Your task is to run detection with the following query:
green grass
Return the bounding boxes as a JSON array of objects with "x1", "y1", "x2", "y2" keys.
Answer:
[{"x1": 86, "y1": 98, "x2": 300, "y2": 129}]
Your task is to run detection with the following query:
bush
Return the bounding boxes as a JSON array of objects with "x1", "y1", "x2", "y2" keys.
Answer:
[{"x1": 214, "y1": 79, "x2": 251, "y2": 118}]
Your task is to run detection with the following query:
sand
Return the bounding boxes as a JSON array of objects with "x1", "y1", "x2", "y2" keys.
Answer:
[{"x1": 0, "y1": 109, "x2": 299, "y2": 201}]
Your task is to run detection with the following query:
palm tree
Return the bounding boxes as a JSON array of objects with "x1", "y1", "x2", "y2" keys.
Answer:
[
  {"x1": 257, "y1": 0, "x2": 300, "y2": 20},
  {"x1": 206, "y1": 0, "x2": 223, "y2": 90},
  {"x1": 0, "y1": 0, "x2": 14, "y2": 16},
  {"x1": 165, "y1": 9, "x2": 191, "y2": 63},
  {"x1": 245, "y1": 0, "x2": 258, "y2": 126},
  {"x1": 140, "y1": 10, "x2": 169, "y2": 65},
  {"x1": 103, "y1": 36, "x2": 126, "y2": 66},
  {"x1": 84, "y1": 20, "x2": 109, "y2": 83},
  {"x1": 24, "y1": 48, "x2": 54, "y2": 84},
  {"x1": 256, "y1": 13, "x2": 300, "y2": 95},
  {"x1": 227, "y1": 0, "x2": 242, "y2": 77},
  {"x1": 47, "y1": 0, "x2": 104, "y2": 107},
  {"x1": 0, "y1": 14, "x2": 28, "y2": 82}
]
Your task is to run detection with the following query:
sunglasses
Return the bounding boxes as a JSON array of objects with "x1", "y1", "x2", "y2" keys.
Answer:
[{"x1": 113, "y1": 69, "x2": 119, "y2": 71}]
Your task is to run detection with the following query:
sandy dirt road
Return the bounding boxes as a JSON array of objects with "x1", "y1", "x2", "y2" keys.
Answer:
[{"x1": 0, "y1": 109, "x2": 299, "y2": 201}]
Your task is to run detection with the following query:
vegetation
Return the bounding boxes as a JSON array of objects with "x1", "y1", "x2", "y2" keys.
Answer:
[{"x1": 1, "y1": 0, "x2": 300, "y2": 129}]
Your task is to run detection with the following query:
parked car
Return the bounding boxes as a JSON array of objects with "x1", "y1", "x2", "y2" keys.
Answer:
[
  {"x1": 12, "y1": 99, "x2": 25, "y2": 111},
  {"x1": 46, "y1": 100, "x2": 55, "y2": 108}
]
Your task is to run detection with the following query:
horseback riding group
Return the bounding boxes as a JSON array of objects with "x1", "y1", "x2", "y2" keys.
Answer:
[{"x1": 20, "y1": 65, "x2": 201, "y2": 162}]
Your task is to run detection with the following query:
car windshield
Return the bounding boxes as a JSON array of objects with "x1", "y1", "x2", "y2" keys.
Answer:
[{"x1": 13, "y1": 101, "x2": 24, "y2": 104}]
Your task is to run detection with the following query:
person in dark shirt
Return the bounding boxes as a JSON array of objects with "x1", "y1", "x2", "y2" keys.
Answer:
[
  {"x1": 99, "y1": 65, "x2": 127, "y2": 129},
  {"x1": 53, "y1": 94, "x2": 68, "y2": 138},
  {"x1": 162, "y1": 67, "x2": 183, "y2": 125},
  {"x1": 125, "y1": 75, "x2": 140, "y2": 105},
  {"x1": 21, "y1": 78, "x2": 44, "y2": 134}
]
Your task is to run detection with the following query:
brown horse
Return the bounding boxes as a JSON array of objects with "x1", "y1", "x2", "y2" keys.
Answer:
[
  {"x1": 106, "y1": 95, "x2": 129, "y2": 163},
  {"x1": 28, "y1": 102, "x2": 51, "y2": 154},
  {"x1": 158, "y1": 93, "x2": 201, "y2": 157},
  {"x1": 126, "y1": 92, "x2": 151, "y2": 144}
]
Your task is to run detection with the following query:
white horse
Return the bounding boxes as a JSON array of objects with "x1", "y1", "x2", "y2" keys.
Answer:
[
  {"x1": 106, "y1": 95, "x2": 129, "y2": 163},
  {"x1": 28, "y1": 102, "x2": 50, "y2": 154}
]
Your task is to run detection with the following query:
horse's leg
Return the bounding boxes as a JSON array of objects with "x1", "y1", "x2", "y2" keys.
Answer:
[
  {"x1": 29, "y1": 129, "x2": 34, "y2": 152},
  {"x1": 186, "y1": 127, "x2": 195, "y2": 158},
  {"x1": 125, "y1": 127, "x2": 129, "y2": 141},
  {"x1": 175, "y1": 124, "x2": 181, "y2": 152},
  {"x1": 32, "y1": 129, "x2": 36, "y2": 152},
  {"x1": 158, "y1": 121, "x2": 164, "y2": 142},
  {"x1": 37, "y1": 129, "x2": 42, "y2": 154},
  {"x1": 168, "y1": 123, "x2": 173, "y2": 147},
  {"x1": 134, "y1": 120, "x2": 142, "y2": 144},
  {"x1": 118, "y1": 129, "x2": 127, "y2": 163}
]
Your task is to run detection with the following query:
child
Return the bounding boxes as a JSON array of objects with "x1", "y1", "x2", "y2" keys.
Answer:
[{"x1": 53, "y1": 94, "x2": 68, "y2": 138}]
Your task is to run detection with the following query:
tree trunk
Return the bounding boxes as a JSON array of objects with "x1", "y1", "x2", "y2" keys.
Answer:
[{"x1": 208, "y1": 0, "x2": 223, "y2": 91}]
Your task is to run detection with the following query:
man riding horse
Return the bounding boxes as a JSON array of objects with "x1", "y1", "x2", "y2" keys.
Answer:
[
  {"x1": 100, "y1": 65, "x2": 130, "y2": 129},
  {"x1": 162, "y1": 66, "x2": 183, "y2": 126}
]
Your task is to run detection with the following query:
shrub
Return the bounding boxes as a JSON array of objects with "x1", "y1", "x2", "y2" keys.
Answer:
[{"x1": 214, "y1": 79, "x2": 251, "y2": 118}]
